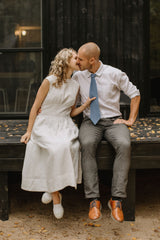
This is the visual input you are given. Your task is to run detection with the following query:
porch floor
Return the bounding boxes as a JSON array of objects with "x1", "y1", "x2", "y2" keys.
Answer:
[{"x1": 0, "y1": 169, "x2": 160, "y2": 240}]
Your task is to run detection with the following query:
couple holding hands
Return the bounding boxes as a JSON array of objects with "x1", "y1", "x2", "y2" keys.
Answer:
[{"x1": 21, "y1": 42, "x2": 140, "y2": 223}]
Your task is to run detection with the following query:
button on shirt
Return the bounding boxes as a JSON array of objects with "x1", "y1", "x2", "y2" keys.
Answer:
[{"x1": 72, "y1": 61, "x2": 140, "y2": 119}]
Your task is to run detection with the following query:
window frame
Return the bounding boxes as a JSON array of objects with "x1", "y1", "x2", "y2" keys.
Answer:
[{"x1": 0, "y1": 0, "x2": 50, "y2": 119}]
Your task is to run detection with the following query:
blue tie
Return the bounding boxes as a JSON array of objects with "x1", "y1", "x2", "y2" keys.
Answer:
[{"x1": 89, "y1": 73, "x2": 101, "y2": 125}]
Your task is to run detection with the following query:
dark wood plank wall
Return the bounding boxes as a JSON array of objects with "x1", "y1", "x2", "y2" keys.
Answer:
[{"x1": 48, "y1": 0, "x2": 149, "y2": 116}]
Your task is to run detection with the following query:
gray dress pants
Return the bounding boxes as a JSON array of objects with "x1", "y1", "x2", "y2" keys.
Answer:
[{"x1": 79, "y1": 117, "x2": 131, "y2": 199}]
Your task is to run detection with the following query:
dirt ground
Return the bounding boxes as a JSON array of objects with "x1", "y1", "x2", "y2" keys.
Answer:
[{"x1": 0, "y1": 170, "x2": 160, "y2": 240}]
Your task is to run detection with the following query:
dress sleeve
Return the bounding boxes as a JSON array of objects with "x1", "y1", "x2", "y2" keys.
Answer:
[{"x1": 45, "y1": 75, "x2": 57, "y2": 86}]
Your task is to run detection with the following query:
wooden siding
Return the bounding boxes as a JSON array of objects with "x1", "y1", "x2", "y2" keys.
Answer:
[{"x1": 47, "y1": 0, "x2": 149, "y2": 116}]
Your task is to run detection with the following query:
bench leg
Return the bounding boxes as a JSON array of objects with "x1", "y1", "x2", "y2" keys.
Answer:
[
  {"x1": 0, "y1": 172, "x2": 9, "y2": 221},
  {"x1": 123, "y1": 169, "x2": 136, "y2": 221}
]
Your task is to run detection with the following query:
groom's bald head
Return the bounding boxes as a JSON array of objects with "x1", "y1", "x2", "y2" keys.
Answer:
[{"x1": 78, "y1": 42, "x2": 100, "y2": 60}]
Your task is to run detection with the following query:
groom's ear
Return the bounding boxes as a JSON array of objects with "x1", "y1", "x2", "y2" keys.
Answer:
[{"x1": 89, "y1": 57, "x2": 95, "y2": 65}]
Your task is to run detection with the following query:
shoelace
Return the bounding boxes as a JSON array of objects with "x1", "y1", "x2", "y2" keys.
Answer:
[
  {"x1": 90, "y1": 200, "x2": 98, "y2": 208},
  {"x1": 115, "y1": 201, "x2": 122, "y2": 209}
]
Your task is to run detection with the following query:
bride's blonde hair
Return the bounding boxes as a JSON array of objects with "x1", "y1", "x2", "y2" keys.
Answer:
[{"x1": 49, "y1": 48, "x2": 76, "y2": 87}]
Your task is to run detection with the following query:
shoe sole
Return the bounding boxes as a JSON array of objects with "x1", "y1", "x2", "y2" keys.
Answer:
[
  {"x1": 89, "y1": 213, "x2": 102, "y2": 222},
  {"x1": 108, "y1": 201, "x2": 123, "y2": 223}
]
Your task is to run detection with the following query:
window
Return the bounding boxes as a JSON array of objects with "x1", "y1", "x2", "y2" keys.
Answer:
[
  {"x1": 150, "y1": 0, "x2": 160, "y2": 113},
  {"x1": 0, "y1": 0, "x2": 43, "y2": 117}
]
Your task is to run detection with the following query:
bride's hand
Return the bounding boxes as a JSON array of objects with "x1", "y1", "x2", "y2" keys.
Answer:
[
  {"x1": 20, "y1": 132, "x2": 31, "y2": 144},
  {"x1": 84, "y1": 97, "x2": 96, "y2": 108}
]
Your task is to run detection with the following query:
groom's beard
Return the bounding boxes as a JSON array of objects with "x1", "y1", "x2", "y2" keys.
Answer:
[{"x1": 79, "y1": 63, "x2": 92, "y2": 71}]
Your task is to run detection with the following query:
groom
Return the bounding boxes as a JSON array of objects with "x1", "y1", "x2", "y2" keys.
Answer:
[{"x1": 72, "y1": 42, "x2": 140, "y2": 222}]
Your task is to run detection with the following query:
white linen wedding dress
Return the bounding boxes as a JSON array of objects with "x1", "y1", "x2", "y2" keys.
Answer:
[{"x1": 21, "y1": 75, "x2": 81, "y2": 193}]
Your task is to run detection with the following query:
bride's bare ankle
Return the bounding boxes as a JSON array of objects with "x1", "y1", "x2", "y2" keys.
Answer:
[{"x1": 52, "y1": 191, "x2": 60, "y2": 204}]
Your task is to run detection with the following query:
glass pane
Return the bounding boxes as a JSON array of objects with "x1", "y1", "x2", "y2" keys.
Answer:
[
  {"x1": 150, "y1": 0, "x2": 160, "y2": 113},
  {"x1": 0, "y1": 0, "x2": 42, "y2": 48},
  {"x1": 0, "y1": 52, "x2": 42, "y2": 113}
]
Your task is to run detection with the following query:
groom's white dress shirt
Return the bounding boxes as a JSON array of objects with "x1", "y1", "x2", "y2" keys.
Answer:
[{"x1": 72, "y1": 61, "x2": 140, "y2": 119}]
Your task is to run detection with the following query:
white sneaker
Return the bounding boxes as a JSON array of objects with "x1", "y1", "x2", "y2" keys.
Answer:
[
  {"x1": 41, "y1": 192, "x2": 52, "y2": 204},
  {"x1": 53, "y1": 193, "x2": 64, "y2": 219}
]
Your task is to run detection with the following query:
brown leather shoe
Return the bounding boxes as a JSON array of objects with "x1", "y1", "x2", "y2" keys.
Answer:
[
  {"x1": 108, "y1": 198, "x2": 124, "y2": 223},
  {"x1": 88, "y1": 200, "x2": 102, "y2": 221}
]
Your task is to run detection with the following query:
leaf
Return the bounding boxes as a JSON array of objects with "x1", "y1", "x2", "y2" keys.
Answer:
[
  {"x1": 94, "y1": 224, "x2": 101, "y2": 227},
  {"x1": 84, "y1": 222, "x2": 101, "y2": 227}
]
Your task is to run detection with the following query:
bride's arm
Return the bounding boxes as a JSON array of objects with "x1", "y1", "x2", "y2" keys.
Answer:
[
  {"x1": 20, "y1": 79, "x2": 50, "y2": 144},
  {"x1": 70, "y1": 90, "x2": 96, "y2": 117}
]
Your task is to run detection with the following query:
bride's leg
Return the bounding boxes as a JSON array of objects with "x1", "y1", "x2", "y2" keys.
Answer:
[
  {"x1": 52, "y1": 191, "x2": 64, "y2": 219},
  {"x1": 51, "y1": 191, "x2": 61, "y2": 204},
  {"x1": 41, "y1": 191, "x2": 62, "y2": 205}
]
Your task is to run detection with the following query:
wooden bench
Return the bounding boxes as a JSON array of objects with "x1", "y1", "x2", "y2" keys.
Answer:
[{"x1": 0, "y1": 117, "x2": 160, "y2": 221}]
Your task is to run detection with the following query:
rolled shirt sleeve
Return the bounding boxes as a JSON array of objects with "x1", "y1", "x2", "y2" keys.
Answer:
[{"x1": 118, "y1": 71, "x2": 140, "y2": 99}]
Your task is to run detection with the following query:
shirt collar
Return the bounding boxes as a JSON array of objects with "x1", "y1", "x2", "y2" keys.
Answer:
[{"x1": 86, "y1": 61, "x2": 104, "y2": 78}]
